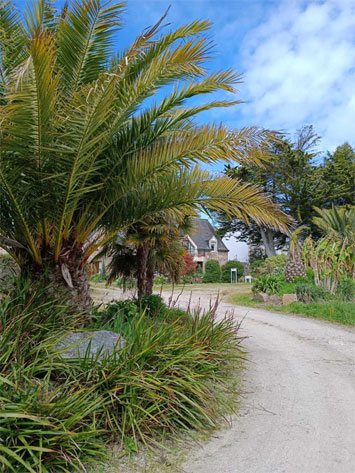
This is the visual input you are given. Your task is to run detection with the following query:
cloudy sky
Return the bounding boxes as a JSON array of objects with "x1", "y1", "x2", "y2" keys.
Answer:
[
  {"x1": 14, "y1": 0, "x2": 355, "y2": 260},
  {"x1": 121, "y1": 0, "x2": 354, "y2": 260},
  {"x1": 123, "y1": 0, "x2": 355, "y2": 153}
]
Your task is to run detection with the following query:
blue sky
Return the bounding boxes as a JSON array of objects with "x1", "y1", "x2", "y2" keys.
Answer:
[
  {"x1": 12, "y1": 0, "x2": 355, "y2": 260},
  {"x1": 14, "y1": 0, "x2": 355, "y2": 155}
]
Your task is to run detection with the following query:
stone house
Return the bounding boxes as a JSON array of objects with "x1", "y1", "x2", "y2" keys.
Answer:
[{"x1": 184, "y1": 218, "x2": 229, "y2": 272}]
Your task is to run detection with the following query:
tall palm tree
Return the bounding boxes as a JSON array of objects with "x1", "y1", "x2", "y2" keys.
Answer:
[{"x1": 0, "y1": 0, "x2": 292, "y2": 310}]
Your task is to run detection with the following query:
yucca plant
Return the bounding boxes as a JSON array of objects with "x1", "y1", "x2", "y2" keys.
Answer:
[{"x1": 0, "y1": 0, "x2": 291, "y2": 310}]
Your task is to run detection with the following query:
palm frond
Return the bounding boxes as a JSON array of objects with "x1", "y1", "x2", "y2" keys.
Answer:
[{"x1": 57, "y1": 0, "x2": 125, "y2": 91}]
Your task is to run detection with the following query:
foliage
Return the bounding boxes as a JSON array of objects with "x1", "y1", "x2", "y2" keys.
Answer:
[
  {"x1": 233, "y1": 295, "x2": 355, "y2": 326},
  {"x1": 0, "y1": 283, "x2": 103, "y2": 472},
  {"x1": 251, "y1": 254, "x2": 287, "y2": 276},
  {"x1": 312, "y1": 206, "x2": 355, "y2": 244},
  {"x1": 221, "y1": 260, "x2": 245, "y2": 282},
  {"x1": 181, "y1": 252, "x2": 197, "y2": 278},
  {"x1": 248, "y1": 247, "x2": 266, "y2": 266},
  {"x1": 91, "y1": 272, "x2": 103, "y2": 283},
  {"x1": 336, "y1": 278, "x2": 355, "y2": 302},
  {"x1": 217, "y1": 133, "x2": 354, "y2": 257},
  {"x1": 252, "y1": 274, "x2": 285, "y2": 295},
  {"x1": 154, "y1": 276, "x2": 168, "y2": 286},
  {"x1": 317, "y1": 143, "x2": 355, "y2": 207},
  {"x1": 295, "y1": 282, "x2": 328, "y2": 303},
  {"x1": 138, "y1": 294, "x2": 166, "y2": 317},
  {"x1": 217, "y1": 126, "x2": 321, "y2": 254},
  {"x1": 203, "y1": 260, "x2": 221, "y2": 283},
  {"x1": 0, "y1": 0, "x2": 291, "y2": 306},
  {"x1": 273, "y1": 301, "x2": 355, "y2": 326},
  {"x1": 303, "y1": 235, "x2": 354, "y2": 294},
  {"x1": 0, "y1": 283, "x2": 244, "y2": 470}
]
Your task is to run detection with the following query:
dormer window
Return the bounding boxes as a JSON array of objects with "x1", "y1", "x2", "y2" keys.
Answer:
[{"x1": 210, "y1": 237, "x2": 217, "y2": 251}]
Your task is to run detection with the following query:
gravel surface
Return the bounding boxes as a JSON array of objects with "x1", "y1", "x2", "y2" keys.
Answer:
[{"x1": 93, "y1": 284, "x2": 355, "y2": 473}]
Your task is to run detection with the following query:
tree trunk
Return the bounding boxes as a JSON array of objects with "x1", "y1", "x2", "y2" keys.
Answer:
[
  {"x1": 260, "y1": 228, "x2": 276, "y2": 257},
  {"x1": 146, "y1": 265, "x2": 154, "y2": 296},
  {"x1": 136, "y1": 244, "x2": 150, "y2": 299},
  {"x1": 20, "y1": 247, "x2": 92, "y2": 314}
]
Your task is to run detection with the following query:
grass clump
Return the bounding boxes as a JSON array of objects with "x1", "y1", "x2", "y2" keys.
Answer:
[
  {"x1": 0, "y1": 284, "x2": 244, "y2": 471},
  {"x1": 233, "y1": 294, "x2": 355, "y2": 326}
]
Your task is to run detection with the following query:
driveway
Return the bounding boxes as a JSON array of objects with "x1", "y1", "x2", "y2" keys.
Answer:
[
  {"x1": 162, "y1": 287, "x2": 355, "y2": 473},
  {"x1": 93, "y1": 284, "x2": 355, "y2": 473}
]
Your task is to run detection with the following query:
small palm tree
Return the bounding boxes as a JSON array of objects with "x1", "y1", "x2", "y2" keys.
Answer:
[
  {"x1": 285, "y1": 226, "x2": 307, "y2": 282},
  {"x1": 313, "y1": 206, "x2": 355, "y2": 244},
  {"x1": 104, "y1": 217, "x2": 191, "y2": 298},
  {"x1": 0, "y1": 0, "x2": 292, "y2": 309}
]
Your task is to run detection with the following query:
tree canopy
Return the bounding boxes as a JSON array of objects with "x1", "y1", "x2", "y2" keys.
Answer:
[
  {"x1": 0, "y1": 0, "x2": 292, "y2": 307},
  {"x1": 216, "y1": 127, "x2": 355, "y2": 256}
]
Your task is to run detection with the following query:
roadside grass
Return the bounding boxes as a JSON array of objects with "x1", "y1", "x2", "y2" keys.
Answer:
[{"x1": 232, "y1": 294, "x2": 355, "y2": 326}]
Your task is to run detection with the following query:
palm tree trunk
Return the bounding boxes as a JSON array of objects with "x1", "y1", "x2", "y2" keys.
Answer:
[
  {"x1": 136, "y1": 244, "x2": 150, "y2": 299},
  {"x1": 146, "y1": 265, "x2": 154, "y2": 296},
  {"x1": 20, "y1": 249, "x2": 93, "y2": 313}
]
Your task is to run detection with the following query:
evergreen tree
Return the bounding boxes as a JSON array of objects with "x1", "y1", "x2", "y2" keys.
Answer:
[
  {"x1": 217, "y1": 126, "x2": 322, "y2": 256},
  {"x1": 317, "y1": 143, "x2": 355, "y2": 207}
]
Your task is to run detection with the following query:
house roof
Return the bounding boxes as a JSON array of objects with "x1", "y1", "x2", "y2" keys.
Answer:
[{"x1": 188, "y1": 219, "x2": 229, "y2": 252}]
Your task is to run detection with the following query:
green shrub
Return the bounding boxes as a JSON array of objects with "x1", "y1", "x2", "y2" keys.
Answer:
[
  {"x1": 90, "y1": 273, "x2": 102, "y2": 283},
  {"x1": 336, "y1": 278, "x2": 355, "y2": 302},
  {"x1": 138, "y1": 294, "x2": 166, "y2": 317},
  {"x1": 0, "y1": 283, "x2": 104, "y2": 472},
  {"x1": 295, "y1": 282, "x2": 328, "y2": 303},
  {"x1": 276, "y1": 281, "x2": 297, "y2": 295},
  {"x1": 252, "y1": 274, "x2": 285, "y2": 295},
  {"x1": 252, "y1": 254, "x2": 287, "y2": 277},
  {"x1": 0, "y1": 283, "x2": 244, "y2": 470},
  {"x1": 221, "y1": 261, "x2": 245, "y2": 283},
  {"x1": 250, "y1": 258, "x2": 265, "y2": 273},
  {"x1": 70, "y1": 307, "x2": 243, "y2": 450},
  {"x1": 203, "y1": 260, "x2": 221, "y2": 283},
  {"x1": 154, "y1": 275, "x2": 168, "y2": 286}
]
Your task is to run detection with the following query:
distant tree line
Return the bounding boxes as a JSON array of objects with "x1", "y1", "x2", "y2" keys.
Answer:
[{"x1": 216, "y1": 126, "x2": 355, "y2": 257}]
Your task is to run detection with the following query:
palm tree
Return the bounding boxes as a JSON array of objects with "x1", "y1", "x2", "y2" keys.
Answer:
[
  {"x1": 0, "y1": 0, "x2": 292, "y2": 310},
  {"x1": 104, "y1": 216, "x2": 192, "y2": 298},
  {"x1": 285, "y1": 226, "x2": 307, "y2": 282},
  {"x1": 312, "y1": 206, "x2": 355, "y2": 244}
]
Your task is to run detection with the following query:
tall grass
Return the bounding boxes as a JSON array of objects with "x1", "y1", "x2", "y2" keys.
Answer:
[{"x1": 0, "y1": 286, "x2": 244, "y2": 471}]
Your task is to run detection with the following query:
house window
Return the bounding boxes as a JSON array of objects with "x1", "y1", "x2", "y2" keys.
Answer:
[
  {"x1": 185, "y1": 241, "x2": 195, "y2": 255},
  {"x1": 211, "y1": 243, "x2": 216, "y2": 251}
]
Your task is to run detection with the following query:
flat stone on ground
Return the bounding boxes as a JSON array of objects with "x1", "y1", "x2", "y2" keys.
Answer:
[{"x1": 56, "y1": 330, "x2": 124, "y2": 359}]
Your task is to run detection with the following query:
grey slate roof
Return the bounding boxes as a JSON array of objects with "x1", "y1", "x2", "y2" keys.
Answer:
[{"x1": 188, "y1": 219, "x2": 229, "y2": 252}]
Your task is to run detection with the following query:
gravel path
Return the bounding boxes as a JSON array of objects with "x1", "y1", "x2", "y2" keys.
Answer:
[
  {"x1": 93, "y1": 285, "x2": 355, "y2": 473},
  {"x1": 165, "y1": 288, "x2": 355, "y2": 473}
]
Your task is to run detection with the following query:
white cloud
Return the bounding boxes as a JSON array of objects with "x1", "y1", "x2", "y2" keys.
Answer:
[{"x1": 239, "y1": 0, "x2": 355, "y2": 151}]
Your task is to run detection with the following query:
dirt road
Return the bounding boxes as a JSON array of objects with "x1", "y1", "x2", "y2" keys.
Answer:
[
  {"x1": 164, "y1": 287, "x2": 355, "y2": 473},
  {"x1": 93, "y1": 284, "x2": 355, "y2": 473}
]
